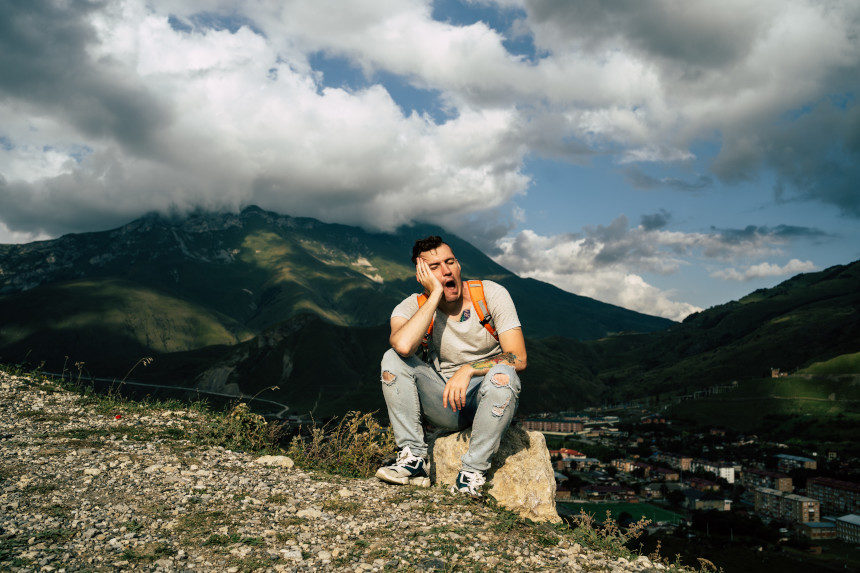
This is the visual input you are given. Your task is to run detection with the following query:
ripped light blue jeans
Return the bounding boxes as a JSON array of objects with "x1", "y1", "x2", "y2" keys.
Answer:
[{"x1": 380, "y1": 348, "x2": 521, "y2": 473}]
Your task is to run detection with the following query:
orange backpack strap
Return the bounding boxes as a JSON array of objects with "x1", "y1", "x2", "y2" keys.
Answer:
[
  {"x1": 416, "y1": 293, "x2": 434, "y2": 349},
  {"x1": 465, "y1": 280, "x2": 498, "y2": 340}
]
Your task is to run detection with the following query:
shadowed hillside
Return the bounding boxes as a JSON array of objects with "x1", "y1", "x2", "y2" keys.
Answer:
[{"x1": 0, "y1": 206, "x2": 672, "y2": 376}]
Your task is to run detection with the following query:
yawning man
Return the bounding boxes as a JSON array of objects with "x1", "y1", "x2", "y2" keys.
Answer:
[{"x1": 376, "y1": 235, "x2": 527, "y2": 496}]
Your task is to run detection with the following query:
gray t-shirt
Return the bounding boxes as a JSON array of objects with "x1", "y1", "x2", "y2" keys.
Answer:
[{"x1": 391, "y1": 280, "x2": 521, "y2": 379}]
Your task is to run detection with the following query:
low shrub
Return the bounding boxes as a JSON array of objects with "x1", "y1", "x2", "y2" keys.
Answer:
[
  {"x1": 287, "y1": 411, "x2": 396, "y2": 478},
  {"x1": 569, "y1": 510, "x2": 650, "y2": 559},
  {"x1": 194, "y1": 403, "x2": 286, "y2": 454}
]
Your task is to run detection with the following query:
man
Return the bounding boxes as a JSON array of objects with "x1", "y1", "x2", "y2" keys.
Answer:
[{"x1": 376, "y1": 235, "x2": 526, "y2": 496}]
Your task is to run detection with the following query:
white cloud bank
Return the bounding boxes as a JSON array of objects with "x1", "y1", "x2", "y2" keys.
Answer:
[
  {"x1": 711, "y1": 259, "x2": 816, "y2": 281},
  {"x1": 1, "y1": 0, "x2": 858, "y2": 236},
  {"x1": 491, "y1": 218, "x2": 825, "y2": 320}
]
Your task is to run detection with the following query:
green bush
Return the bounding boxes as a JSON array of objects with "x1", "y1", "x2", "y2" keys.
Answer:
[
  {"x1": 194, "y1": 403, "x2": 286, "y2": 454},
  {"x1": 287, "y1": 411, "x2": 396, "y2": 478}
]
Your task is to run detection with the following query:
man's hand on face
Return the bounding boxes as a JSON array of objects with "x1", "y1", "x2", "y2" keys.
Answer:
[
  {"x1": 416, "y1": 258, "x2": 443, "y2": 297},
  {"x1": 442, "y1": 366, "x2": 472, "y2": 412}
]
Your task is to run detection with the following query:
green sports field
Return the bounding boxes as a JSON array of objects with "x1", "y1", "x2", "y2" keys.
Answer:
[{"x1": 558, "y1": 501, "x2": 684, "y2": 525}]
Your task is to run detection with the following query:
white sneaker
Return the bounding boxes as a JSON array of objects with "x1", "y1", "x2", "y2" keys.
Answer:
[
  {"x1": 450, "y1": 470, "x2": 486, "y2": 497},
  {"x1": 375, "y1": 446, "x2": 431, "y2": 487}
]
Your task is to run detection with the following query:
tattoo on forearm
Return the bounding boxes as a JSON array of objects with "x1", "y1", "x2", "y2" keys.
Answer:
[{"x1": 470, "y1": 353, "x2": 517, "y2": 370}]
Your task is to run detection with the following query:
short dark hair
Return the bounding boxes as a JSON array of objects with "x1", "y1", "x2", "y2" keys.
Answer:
[{"x1": 411, "y1": 235, "x2": 447, "y2": 264}]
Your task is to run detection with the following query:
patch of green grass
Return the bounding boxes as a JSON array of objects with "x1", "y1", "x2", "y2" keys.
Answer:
[
  {"x1": 267, "y1": 493, "x2": 292, "y2": 504},
  {"x1": 122, "y1": 542, "x2": 175, "y2": 562},
  {"x1": 23, "y1": 482, "x2": 57, "y2": 495},
  {"x1": 58, "y1": 428, "x2": 111, "y2": 440},
  {"x1": 801, "y1": 351, "x2": 860, "y2": 375},
  {"x1": 322, "y1": 498, "x2": 362, "y2": 515},
  {"x1": 122, "y1": 520, "x2": 144, "y2": 533},
  {"x1": 202, "y1": 533, "x2": 238, "y2": 546},
  {"x1": 176, "y1": 510, "x2": 232, "y2": 534},
  {"x1": 44, "y1": 504, "x2": 72, "y2": 519},
  {"x1": 0, "y1": 534, "x2": 28, "y2": 563},
  {"x1": 564, "y1": 502, "x2": 684, "y2": 525},
  {"x1": 279, "y1": 517, "x2": 307, "y2": 528},
  {"x1": 17, "y1": 410, "x2": 70, "y2": 423},
  {"x1": 34, "y1": 528, "x2": 74, "y2": 543},
  {"x1": 226, "y1": 556, "x2": 271, "y2": 572},
  {"x1": 64, "y1": 438, "x2": 104, "y2": 449}
]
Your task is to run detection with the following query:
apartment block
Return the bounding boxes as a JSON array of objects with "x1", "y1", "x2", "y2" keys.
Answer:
[
  {"x1": 741, "y1": 468, "x2": 793, "y2": 493},
  {"x1": 652, "y1": 452, "x2": 692, "y2": 471},
  {"x1": 806, "y1": 477, "x2": 860, "y2": 515},
  {"x1": 691, "y1": 459, "x2": 735, "y2": 484},
  {"x1": 775, "y1": 454, "x2": 817, "y2": 472},
  {"x1": 754, "y1": 487, "x2": 820, "y2": 524},
  {"x1": 835, "y1": 514, "x2": 860, "y2": 544},
  {"x1": 521, "y1": 418, "x2": 583, "y2": 433}
]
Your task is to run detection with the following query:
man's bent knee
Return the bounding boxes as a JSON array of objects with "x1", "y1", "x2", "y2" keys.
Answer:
[{"x1": 491, "y1": 372, "x2": 509, "y2": 387}]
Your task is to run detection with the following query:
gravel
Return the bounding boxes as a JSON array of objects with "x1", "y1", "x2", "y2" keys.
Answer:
[{"x1": 0, "y1": 370, "x2": 673, "y2": 572}]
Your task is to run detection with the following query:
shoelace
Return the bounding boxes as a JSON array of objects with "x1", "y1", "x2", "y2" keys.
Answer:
[
  {"x1": 394, "y1": 446, "x2": 422, "y2": 466},
  {"x1": 460, "y1": 471, "x2": 486, "y2": 494}
]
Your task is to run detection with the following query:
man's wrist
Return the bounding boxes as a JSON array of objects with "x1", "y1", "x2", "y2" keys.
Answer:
[{"x1": 458, "y1": 364, "x2": 477, "y2": 377}]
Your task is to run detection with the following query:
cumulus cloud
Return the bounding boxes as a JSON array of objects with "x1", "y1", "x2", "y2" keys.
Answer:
[
  {"x1": 493, "y1": 227, "x2": 702, "y2": 321},
  {"x1": 710, "y1": 259, "x2": 817, "y2": 281},
  {"x1": 0, "y1": 1, "x2": 532, "y2": 236},
  {"x1": 491, "y1": 214, "x2": 830, "y2": 320}
]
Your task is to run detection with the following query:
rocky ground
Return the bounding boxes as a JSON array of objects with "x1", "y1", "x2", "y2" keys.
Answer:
[{"x1": 0, "y1": 370, "x2": 678, "y2": 572}]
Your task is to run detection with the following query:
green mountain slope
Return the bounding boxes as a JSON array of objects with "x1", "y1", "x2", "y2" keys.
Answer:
[
  {"x1": 0, "y1": 206, "x2": 672, "y2": 375},
  {"x1": 589, "y1": 260, "x2": 860, "y2": 401}
]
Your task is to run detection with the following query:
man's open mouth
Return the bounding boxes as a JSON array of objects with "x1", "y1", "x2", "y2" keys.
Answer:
[{"x1": 443, "y1": 278, "x2": 457, "y2": 292}]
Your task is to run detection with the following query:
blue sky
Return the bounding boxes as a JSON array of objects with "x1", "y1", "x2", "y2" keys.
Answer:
[{"x1": 0, "y1": 1, "x2": 858, "y2": 319}]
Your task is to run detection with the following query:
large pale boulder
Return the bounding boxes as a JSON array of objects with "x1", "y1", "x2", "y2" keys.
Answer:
[{"x1": 429, "y1": 426, "x2": 561, "y2": 523}]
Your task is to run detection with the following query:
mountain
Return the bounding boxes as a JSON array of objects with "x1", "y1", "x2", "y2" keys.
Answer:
[
  {"x1": 588, "y1": 259, "x2": 860, "y2": 402},
  {"x1": 134, "y1": 259, "x2": 860, "y2": 419},
  {"x1": 0, "y1": 206, "x2": 672, "y2": 376}
]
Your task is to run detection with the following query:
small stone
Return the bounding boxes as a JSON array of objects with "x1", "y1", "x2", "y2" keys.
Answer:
[
  {"x1": 254, "y1": 455, "x2": 294, "y2": 468},
  {"x1": 296, "y1": 508, "x2": 322, "y2": 519}
]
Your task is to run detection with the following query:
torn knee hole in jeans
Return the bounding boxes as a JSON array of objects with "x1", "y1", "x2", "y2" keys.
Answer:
[
  {"x1": 491, "y1": 396, "x2": 511, "y2": 417},
  {"x1": 491, "y1": 372, "x2": 510, "y2": 387},
  {"x1": 381, "y1": 370, "x2": 396, "y2": 386}
]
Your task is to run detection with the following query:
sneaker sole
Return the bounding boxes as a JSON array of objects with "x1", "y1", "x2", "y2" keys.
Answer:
[{"x1": 375, "y1": 469, "x2": 430, "y2": 487}]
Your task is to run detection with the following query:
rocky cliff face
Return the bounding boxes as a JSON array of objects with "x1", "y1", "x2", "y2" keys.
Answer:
[{"x1": 0, "y1": 369, "x2": 675, "y2": 572}]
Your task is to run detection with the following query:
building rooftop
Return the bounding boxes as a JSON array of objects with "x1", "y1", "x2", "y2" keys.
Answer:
[
  {"x1": 745, "y1": 468, "x2": 789, "y2": 479},
  {"x1": 837, "y1": 514, "x2": 860, "y2": 527},
  {"x1": 803, "y1": 522, "x2": 835, "y2": 529},
  {"x1": 775, "y1": 454, "x2": 816, "y2": 463},
  {"x1": 808, "y1": 477, "x2": 860, "y2": 493}
]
